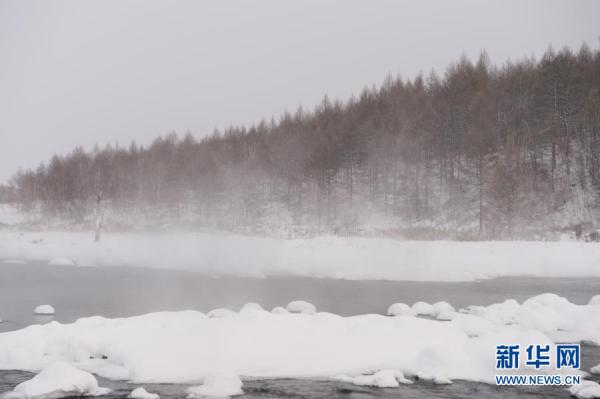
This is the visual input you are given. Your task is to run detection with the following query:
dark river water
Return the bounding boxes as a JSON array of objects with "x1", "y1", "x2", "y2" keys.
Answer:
[{"x1": 0, "y1": 260, "x2": 599, "y2": 398}]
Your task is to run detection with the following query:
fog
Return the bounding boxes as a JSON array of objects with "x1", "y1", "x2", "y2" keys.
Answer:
[{"x1": 1, "y1": 0, "x2": 599, "y2": 183}]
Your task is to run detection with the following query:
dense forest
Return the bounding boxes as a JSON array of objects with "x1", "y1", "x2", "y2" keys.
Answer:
[{"x1": 3, "y1": 45, "x2": 600, "y2": 239}]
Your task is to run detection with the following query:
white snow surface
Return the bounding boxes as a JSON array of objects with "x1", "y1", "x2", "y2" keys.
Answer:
[
  {"x1": 591, "y1": 364, "x2": 600, "y2": 375},
  {"x1": 185, "y1": 370, "x2": 243, "y2": 397},
  {"x1": 128, "y1": 387, "x2": 159, "y2": 399},
  {"x1": 0, "y1": 293, "x2": 598, "y2": 386},
  {"x1": 3, "y1": 231, "x2": 600, "y2": 281},
  {"x1": 33, "y1": 305, "x2": 55, "y2": 315},
  {"x1": 4, "y1": 362, "x2": 110, "y2": 399},
  {"x1": 569, "y1": 380, "x2": 600, "y2": 399}
]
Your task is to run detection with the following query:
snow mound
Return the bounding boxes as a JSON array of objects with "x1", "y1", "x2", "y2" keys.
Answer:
[
  {"x1": 128, "y1": 387, "x2": 159, "y2": 399},
  {"x1": 4, "y1": 362, "x2": 110, "y2": 399},
  {"x1": 591, "y1": 364, "x2": 600, "y2": 375},
  {"x1": 239, "y1": 302, "x2": 263, "y2": 313},
  {"x1": 186, "y1": 370, "x2": 243, "y2": 398},
  {"x1": 411, "y1": 301, "x2": 434, "y2": 316},
  {"x1": 387, "y1": 303, "x2": 414, "y2": 316},
  {"x1": 432, "y1": 301, "x2": 455, "y2": 315},
  {"x1": 286, "y1": 300, "x2": 316, "y2": 314},
  {"x1": 569, "y1": 380, "x2": 600, "y2": 399},
  {"x1": 271, "y1": 306, "x2": 289, "y2": 314},
  {"x1": 589, "y1": 295, "x2": 600, "y2": 306},
  {"x1": 207, "y1": 308, "x2": 235, "y2": 318},
  {"x1": 340, "y1": 369, "x2": 412, "y2": 387},
  {"x1": 48, "y1": 258, "x2": 75, "y2": 266},
  {"x1": 33, "y1": 305, "x2": 55, "y2": 315}
]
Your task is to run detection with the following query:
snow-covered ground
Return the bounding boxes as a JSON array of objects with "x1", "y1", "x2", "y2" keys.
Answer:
[
  {"x1": 0, "y1": 294, "x2": 598, "y2": 388},
  {"x1": 1, "y1": 230, "x2": 600, "y2": 281}
]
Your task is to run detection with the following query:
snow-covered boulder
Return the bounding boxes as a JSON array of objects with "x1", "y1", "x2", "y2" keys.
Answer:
[
  {"x1": 128, "y1": 387, "x2": 159, "y2": 399},
  {"x1": 591, "y1": 364, "x2": 600, "y2": 375},
  {"x1": 33, "y1": 304, "x2": 55, "y2": 315},
  {"x1": 271, "y1": 306, "x2": 289, "y2": 314},
  {"x1": 432, "y1": 301, "x2": 455, "y2": 315},
  {"x1": 589, "y1": 295, "x2": 600, "y2": 306},
  {"x1": 569, "y1": 380, "x2": 600, "y2": 398},
  {"x1": 286, "y1": 300, "x2": 316, "y2": 314},
  {"x1": 342, "y1": 369, "x2": 412, "y2": 388},
  {"x1": 207, "y1": 308, "x2": 235, "y2": 318},
  {"x1": 239, "y1": 302, "x2": 263, "y2": 313},
  {"x1": 48, "y1": 257, "x2": 75, "y2": 266},
  {"x1": 5, "y1": 362, "x2": 110, "y2": 399},
  {"x1": 186, "y1": 370, "x2": 243, "y2": 397},
  {"x1": 412, "y1": 301, "x2": 434, "y2": 316},
  {"x1": 387, "y1": 303, "x2": 414, "y2": 316}
]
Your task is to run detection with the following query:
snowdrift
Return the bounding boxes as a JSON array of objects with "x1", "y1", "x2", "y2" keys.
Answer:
[
  {"x1": 0, "y1": 294, "x2": 598, "y2": 386},
  {"x1": 2, "y1": 231, "x2": 600, "y2": 281}
]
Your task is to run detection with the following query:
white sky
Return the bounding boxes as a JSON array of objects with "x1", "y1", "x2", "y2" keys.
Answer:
[{"x1": 1, "y1": 0, "x2": 599, "y2": 183}]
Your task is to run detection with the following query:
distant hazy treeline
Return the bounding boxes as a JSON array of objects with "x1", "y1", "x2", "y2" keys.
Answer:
[{"x1": 4, "y1": 45, "x2": 600, "y2": 239}]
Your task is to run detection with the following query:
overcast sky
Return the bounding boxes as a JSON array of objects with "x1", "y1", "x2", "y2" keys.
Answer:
[{"x1": 0, "y1": 0, "x2": 599, "y2": 183}]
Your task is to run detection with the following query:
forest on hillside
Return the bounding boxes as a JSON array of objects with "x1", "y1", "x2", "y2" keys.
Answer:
[{"x1": 3, "y1": 45, "x2": 600, "y2": 239}]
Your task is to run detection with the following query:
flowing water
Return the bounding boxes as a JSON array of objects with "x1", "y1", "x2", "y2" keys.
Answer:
[{"x1": 1, "y1": 260, "x2": 599, "y2": 398}]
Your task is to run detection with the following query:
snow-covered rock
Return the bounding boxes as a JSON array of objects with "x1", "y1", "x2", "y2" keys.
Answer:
[
  {"x1": 207, "y1": 308, "x2": 235, "y2": 318},
  {"x1": 239, "y1": 302, "x2": 263, "y2": 313},
  {"x1": 591, "y1": 364, "x2": 600, "y2": 375},
  {"x1": 33, "y1": 305, "x2": 55, "y2": 315},
  {"x1": 342, "y1": 369, "x2": 412, "y2": 387},
  {"x1": 128, "y1": 387, "x2": 159, "y2": 399},
  {"x1": 387, "y1": 303, "x2": 414, "y2": 316},
  {"x1": 432, "y1": 301, "x2": 455, "y2": 315},
  {"x1": 569, "y1": 380, "x2": 600, "y2": 399},
  {"x1": 48, "y1": 257, "x2": 75, "y2": 266},
  {"x1": 589, "y1": 295, "x2": 600, "y2": 306},
  {"x1": 271, "y1": 306, "x2": 289, "y2": 314},
  {"x1": 186, "y1": 370, "x2": 243, "y2": 397},
  {"x1": 4, "y1": 362, "x2": 110, "y2": 399},
  {"x1": 411, "y1": 301, "x2": 434, "y2": 316},
  {"x1": 286, "y1": 300, "x2": 316, "y2": 314}
]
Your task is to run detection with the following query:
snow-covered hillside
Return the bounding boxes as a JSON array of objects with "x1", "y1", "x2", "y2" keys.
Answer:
[{"x1": 1, "y1": 230, "x2": 599, "y2": 282}]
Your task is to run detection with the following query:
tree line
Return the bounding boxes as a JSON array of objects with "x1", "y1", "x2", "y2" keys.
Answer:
[{"x1": 5, "y1": 45, "x2": 600, "y2": 239}]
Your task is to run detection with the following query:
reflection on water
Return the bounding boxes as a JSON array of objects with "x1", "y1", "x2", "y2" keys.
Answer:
[{"x1": 1, "y1": 260, "x2": 599, "y2": 398}]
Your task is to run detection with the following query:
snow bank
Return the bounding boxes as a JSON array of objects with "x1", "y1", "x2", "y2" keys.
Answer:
[
  {"x1": 186, "y1": 370, "x2": 243, "y2": 397},
  {"x1": 0, "y1": 294, "x2": 597, "y2": 386},
  {"x1": 3, "y1": 231, "x2": 600, "y2": 281},
  {"x1": 4, "y1": 362, "x2": 110, "y2": 399},
  {"x1": 33, "y1": 305, "x2": 55, "y2": 315},
  {"x1": 128, "y1": 387, "x2": 159, "y2": 399}
]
